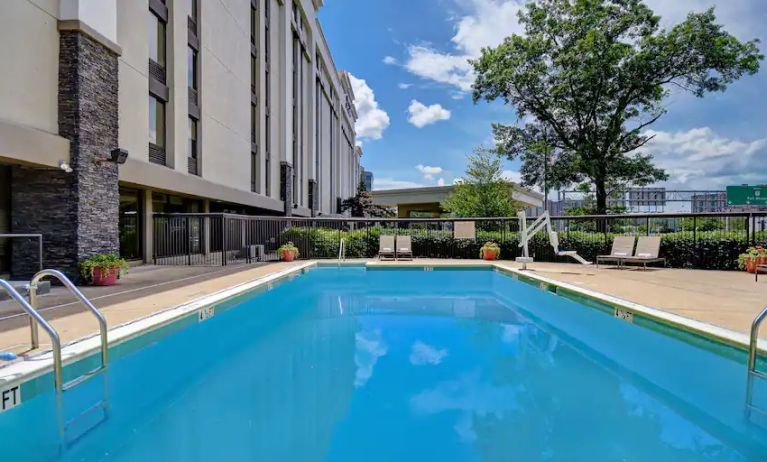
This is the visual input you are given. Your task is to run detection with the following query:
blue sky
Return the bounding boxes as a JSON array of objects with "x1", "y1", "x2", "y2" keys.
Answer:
[{"x1": 319, "y1": 0, "x2": 767, "y2": 192}]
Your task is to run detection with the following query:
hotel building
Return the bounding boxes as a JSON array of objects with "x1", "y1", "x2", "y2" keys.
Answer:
[{"x1": 0, "y1": 0, "x2": 361, "y2": 277}]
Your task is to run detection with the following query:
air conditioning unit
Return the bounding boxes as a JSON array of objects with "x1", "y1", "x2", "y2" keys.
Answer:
[{"x1": 246, "y1": 244, "x2": 265, "y2": 262}]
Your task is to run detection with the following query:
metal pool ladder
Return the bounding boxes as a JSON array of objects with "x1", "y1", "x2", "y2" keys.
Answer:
[
  {"x1": 746, "y1": 304, "x2": 767, "y2": 418},
  {"x1": 28, "y1": 269, "x2": 109, "y2": 392},
  {"x1": 338, "y1": 238, "x2": 346, "y2": 263}
]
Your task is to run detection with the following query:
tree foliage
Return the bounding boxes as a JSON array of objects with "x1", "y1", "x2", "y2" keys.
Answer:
[
  {"x1": 472, "y1": 0, "x2": 762, "y2": 213},
  {"x1": 340, "y1": 182, "x2": 395, "y2": 218},
  {"x1": 442, "y1": 150, "x2": 519, "y2": 217}
]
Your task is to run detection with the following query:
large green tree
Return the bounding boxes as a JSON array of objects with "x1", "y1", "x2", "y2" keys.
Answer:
[
  {"x1": 442, "y1": 150, "x2": 519, "y2": 217},
  {"x1": 472, "y1": 0, "x2": 762, "y2": 213}
]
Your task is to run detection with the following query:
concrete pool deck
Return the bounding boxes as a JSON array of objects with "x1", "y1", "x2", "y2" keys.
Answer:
[{"x1": 0, "y1": 259, "x2": 765, "y2": 357}]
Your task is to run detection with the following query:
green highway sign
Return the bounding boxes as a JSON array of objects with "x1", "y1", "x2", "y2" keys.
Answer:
[{"x1": 727, "y1": 185, "x2": 767, "y2": 206}]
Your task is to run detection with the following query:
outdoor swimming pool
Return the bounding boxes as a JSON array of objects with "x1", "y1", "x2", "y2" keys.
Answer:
[{"x1": 1, "y1": 266, "x2": 766, "y2": 461}]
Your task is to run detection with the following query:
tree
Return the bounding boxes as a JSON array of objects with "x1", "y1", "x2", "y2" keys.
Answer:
[
  {"x1": 340, "y1": 182, "x2": 394, "y2": 218},
  {"x1": 472, "y1": 0, "x2": 762, "y2": 213},
  {"x1": 442, "y1": 149, "x2": 518, "y2": 217}
]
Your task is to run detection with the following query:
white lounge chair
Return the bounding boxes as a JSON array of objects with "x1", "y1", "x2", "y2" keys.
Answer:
[
  {"x1": 596, "y1": 236, "x2": 636, "y2": 268},
  {"x1": 396, "y1": 235, "x2": 413, "y2": 261},
  {"x1": 378, "y1": 235, "x2": 395, "y2": 261},
  {"x1": 621, "y1": 236, "x2": 666, "y2": 270}
]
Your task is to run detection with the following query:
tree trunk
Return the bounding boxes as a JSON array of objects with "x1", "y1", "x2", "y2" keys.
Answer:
[{"x1": 595, "y1": 179, "x2": 608, "y2": 215}]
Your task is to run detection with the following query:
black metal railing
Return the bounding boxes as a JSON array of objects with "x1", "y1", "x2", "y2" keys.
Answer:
[{"x1": 151, "y1": 212, "x2": 767, "y2": 270}]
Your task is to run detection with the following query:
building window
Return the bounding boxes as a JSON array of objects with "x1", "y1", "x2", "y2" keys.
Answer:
[
  {"x1": 149, "y1": 95, "x2": 165, "y2": 147},
  {"x1": 188, "y1": 47, "x2": 198, "y2": 90},
  {"x1": 251, "y1": 152, "x2": 259, "y2": 193},
  {"x1": 188, "y1": 0, "x2": 198, "y2": 21},
  {"x1": 189, "y1": 118, "x2": 198, "y2": 159},
  {"x1": 149, "y1": 12, "x2": 166, "y2": 67}
]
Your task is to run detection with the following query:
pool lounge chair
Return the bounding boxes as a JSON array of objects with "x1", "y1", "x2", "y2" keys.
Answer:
[
  {"x1": 756, "y1": 264, "x2": 767, "y2": 282},
  {"x1": 621, "y1": 236, "x2": 666, "y2": 270},
  {"x1": 378, "y1": 235, "x2": 396, "y2": 261},
  {"x1": 596, "y1": 236, "x2": 636, "y2": 268},
  {"x1": 396, "y1": 235, "x2": 414, "y2": 261}
]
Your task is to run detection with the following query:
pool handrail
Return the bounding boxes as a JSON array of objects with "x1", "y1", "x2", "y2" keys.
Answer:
[
  {"x1": 746, "y1": 304, "x2": 767, "y2": 418},
  {"x1": 0, "y1": 278, "x2": 63, "y2": 390},
  {"x1": 29, "y1": 269, "x2": 109, "y2": 392},
  {"x1": 748, "y1": 305, "x2": 767, "y2": 372}
]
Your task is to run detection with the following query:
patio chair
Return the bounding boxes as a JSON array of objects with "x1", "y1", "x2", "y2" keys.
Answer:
[
  {"x1": 756, "y1": 264, "x2": 767, "y2": 282},
  {"x1": 396, "y1": 235, "x2": 414, "y2": 261},
  {"x1": 596, "y1": 236, "x2": 636, "y2": 268},
  {"x1": 621, "y1": 236, "x2": 666, "y2": 270},
  {"x1": 378, "y1": 235, "x2": 396, "y2": 261}
]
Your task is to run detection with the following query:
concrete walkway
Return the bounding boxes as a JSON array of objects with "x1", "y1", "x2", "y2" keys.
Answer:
[
  {"x1": 0, "y1": 262, "x2": 307, "y2": 355},
  {"x1": 0, "y1": 259, "x2": 765, "y2": 357}
]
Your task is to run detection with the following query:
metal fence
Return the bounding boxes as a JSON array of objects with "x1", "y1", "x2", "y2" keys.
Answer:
[{"x1": 152, "y1": 212, "x2": 767, "y2": 270}]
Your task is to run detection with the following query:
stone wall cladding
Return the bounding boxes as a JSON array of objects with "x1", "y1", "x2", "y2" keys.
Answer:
[
  {"x1": 10, "y1": 168, "x2": 79, "y2": 278},
  {"x1": 11, "y1": 31, "x2": 119, "y2": 280}
]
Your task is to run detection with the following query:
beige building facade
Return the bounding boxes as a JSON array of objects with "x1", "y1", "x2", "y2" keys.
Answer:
[{"x1": 0, "y1": 0, "x2": 360, "y2": 274}]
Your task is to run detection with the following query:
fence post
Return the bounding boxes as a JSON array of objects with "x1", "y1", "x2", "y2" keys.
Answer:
[
  {"x1": 746, "y1": 213, "x2": 751, "y2": 245},
  {"x1": 221, "y1": 217, "x2": 227, "y2": 266},
  {"x1": 186, "y1": 217, "x2": 192, "y2": 266}
]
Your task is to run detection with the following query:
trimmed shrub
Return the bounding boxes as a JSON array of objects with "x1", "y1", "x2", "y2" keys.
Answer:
[{"x1": 280, "y1": 226, "x2": 767, "y2": 271}]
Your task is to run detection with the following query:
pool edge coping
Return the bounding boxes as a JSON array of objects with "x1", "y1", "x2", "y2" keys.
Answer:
[
  {"x1": 0, "y1": 261, "x2": 317, "y2": 391},
  {"x1": 2, "y1": 259, "x2": 762, "y2": 397}
]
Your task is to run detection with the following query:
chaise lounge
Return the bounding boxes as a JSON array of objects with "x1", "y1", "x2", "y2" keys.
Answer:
[
  {"x1": 378, "y1": 235, "x2": 396, "y2": 261},
  {"x1": 396, "y1": 235, "x2": 414, "y2": 261},
  {"x1": 621, "y1": 236, "x2": 666, "y2": 270},
  {"x1": 596, "y1": 236, "x2": 636, "y2": 268}
]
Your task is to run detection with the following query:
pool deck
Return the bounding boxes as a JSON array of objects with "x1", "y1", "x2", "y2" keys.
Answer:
[{"x1": 0, "y1": 259, "x2": 765, "y2": 358}]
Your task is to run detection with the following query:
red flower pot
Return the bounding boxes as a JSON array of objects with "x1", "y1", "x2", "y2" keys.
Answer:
[
  {"x1": 746, "y1": 256, "x2": 767, "y2": 273},
  {"x1": 92, "y1": 267, "x2": 119, "y2": 286},
  {"x1": 281, "y1": 251, "x2": 296, "y2": 262},
  {"x1": 482, "y1": 249, "x2": 498, "y2": 261}
]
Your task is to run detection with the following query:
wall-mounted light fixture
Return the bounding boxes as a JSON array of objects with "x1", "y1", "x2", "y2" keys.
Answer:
[
  {"x1": 95, "y1": 148, "x2": 129, "y2": 165},
  {"x1": 59, "y1": 160, "x2": 73, "y2": 173}
]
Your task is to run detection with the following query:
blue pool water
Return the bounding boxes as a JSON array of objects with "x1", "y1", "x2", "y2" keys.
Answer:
[{"x1": 1, "y1": 267, "x2": 766, "y2": 461}]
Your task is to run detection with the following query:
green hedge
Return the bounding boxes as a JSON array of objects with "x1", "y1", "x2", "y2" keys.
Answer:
[{"x1": 280, "y1": 226, "x2": 767, "y2": 271}]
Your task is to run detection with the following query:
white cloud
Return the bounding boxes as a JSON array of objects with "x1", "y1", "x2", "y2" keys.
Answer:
[
  {"x1": 404, "y1": 0, "x2": 526, "y2": 92},
  {"x1": 409, "y1": 342, "x2": 448, "y2": 366},
  {"x1": 374, "y1": 178, "x2": 426, "y2": 190},
  {"x1": 348, "y1": 73, "x2": 391, "y2": 141},
  {"x1": 644, "y1": 0, "x2": 766, "y2": 42},
  {"x1": 383, "y1": 55, "x2": 398, "y2": 65},
  {"x1": 398, "y1": 83, "x2": 414, "y2": 90},
  {"x1": 639, "y1": 127, "x2": 767, "y2": 189},
  {"x1": 354, "y1": 329, "x2": 387, "y2": 388},
  {"x1": 501, "y1": 170, "x2": 523, "y2": 184},
  {"x1": 408, "y1": 100, "x2": 452, "y2": 128},
  {"x1": 416, "y1": 164, "x2": 444, "y2": 182}
]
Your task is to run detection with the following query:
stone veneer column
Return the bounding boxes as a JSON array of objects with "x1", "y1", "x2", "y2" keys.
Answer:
[{"x1": 11, "y1": 31, "x2": 119, "y2": 280}]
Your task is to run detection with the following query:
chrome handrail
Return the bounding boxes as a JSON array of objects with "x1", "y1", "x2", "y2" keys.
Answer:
[
  {"x1": 338, "y1": 238, "x2": 346, "y2": 261},
  {"x1": 748, "y1": 305, "x2": 767, "y2": 371},
  {"x1": 29, "y1": 270, "x2": 109, "y2": 380},
  {"x1": 0, "y1": 279, "x2": 63, "y2": 390},
  {"x1": 746, "y1": 305, "x2": 767, "y2": 418}
]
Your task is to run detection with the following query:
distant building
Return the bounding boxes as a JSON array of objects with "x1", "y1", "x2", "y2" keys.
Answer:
[
  {"x1": 692, "y1": 192, "x2": 727, "y2": 213},
  {"x1": 361, "y1": 169, "x2": 374, "y2": 192}
]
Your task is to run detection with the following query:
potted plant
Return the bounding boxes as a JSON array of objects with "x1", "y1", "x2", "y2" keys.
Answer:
[
  {"x1": 278, "y1": 242, "x2": 300, "y2": 262},
  {"x1": 80, "y1": 254, "x2": 129, "y2": 286},
  {"x1": 480, "y1": 241, "x2": 501, "y2": 261},
  {"x1": 738, "y1": 246, "x2": 767, "y2": 273}
]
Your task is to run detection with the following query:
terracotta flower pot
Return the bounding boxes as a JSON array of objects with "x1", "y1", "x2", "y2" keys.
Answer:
[
  {"x1": 281, "y1": 251, "x2": 296, "y2": 262},
  {"x1": 482, "y1": 249, "x2": 498, "y2": 261},
  {"x1": 746, "y1": 256, "x2": 767, "y2": 273},
  {"x1": 92, "y1": 267, "x2": 119, "y2": 286}
]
